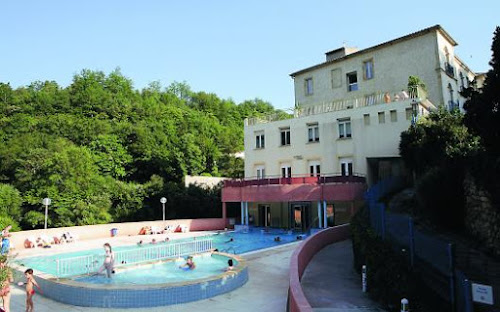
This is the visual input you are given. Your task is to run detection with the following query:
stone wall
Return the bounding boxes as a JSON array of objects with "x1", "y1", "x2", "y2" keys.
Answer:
[{"x1": 464, "y1": 172, "x2": 500, "y2": 257}]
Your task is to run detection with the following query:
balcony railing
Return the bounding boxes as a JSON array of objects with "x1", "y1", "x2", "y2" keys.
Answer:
[
  {"x1": 223, "y1": 173, "x2": 366, "y2": 187},
  {"x1": 444, "y1": 62, "x2": 455, "y2": 78},
  {"x1": 245, "y1": 86, "x2": 427, "y2": 126},
  {"x1": 448, "y1": 100, "x2": 460, "y2": 110}
]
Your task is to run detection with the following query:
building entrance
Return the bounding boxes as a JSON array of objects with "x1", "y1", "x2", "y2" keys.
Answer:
[
  {"x1": 258, "y1": 205, "x2": 271, "y2": 227},
  {"x1": 290, "y1": 202, "x2": 310, "y2": 232}
]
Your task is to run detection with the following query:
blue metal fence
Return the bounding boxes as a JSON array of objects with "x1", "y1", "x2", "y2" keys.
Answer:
[{"x1": 365, "y1": 178, "x2": 473, "y2": 312}]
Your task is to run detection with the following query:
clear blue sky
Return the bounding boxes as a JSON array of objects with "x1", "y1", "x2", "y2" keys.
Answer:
[{"x1": 1, "y1": 1, "x2": 498, "y2": 109}]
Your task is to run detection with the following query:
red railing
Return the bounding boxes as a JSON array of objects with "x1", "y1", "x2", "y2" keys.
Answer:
[{"x1": 223, "y1": 174, "x2": 365, "y2": 187}]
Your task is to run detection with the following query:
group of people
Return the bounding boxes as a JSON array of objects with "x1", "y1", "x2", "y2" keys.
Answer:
[{"x1": 24, "y1": 231, "x2": 77, "y2": 249}]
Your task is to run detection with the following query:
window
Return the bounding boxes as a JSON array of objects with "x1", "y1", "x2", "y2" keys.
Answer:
[
  {"x1": 448, "y1": 83, "x2": 454, "y2": 102},
  {"x1": 378, "y1": 112, "x2": 385, "y2": 124},
  {"x1": 390, "y1": 110, "x2": 397, "y2": 122},
  {"x1": 281, "y1": 164, "x2": 292, "y2": 178},
  {"x1": 255, "y1": 132, "x2": 265, "y2": 149},
  {"x1": 305, "y1": 78, "x2": 313, "y2": 95},
  {"x1": 308, "y1": 160, "x2": 321, "y2": 177},
  {"x1": 346, "y1": 72, "x2": 358, "y2": 91},
  {"x1": 363, "y1": 114, "x2": 370, "y2": 126},
  {"x1": 338, "y1": 118, "x2": 352, "y2": 138},
  {"x1": 307, "y1": 123, "x2": 319, "y2": 142},
  {"x1": 256, "y1": 166, "x2": 265, "y2": 179},
  {"x1": 280, "y1": 128, "x2": 291, "y2": 146},
  {"x1": 459, "y1": 72, "x2": 465, "y2": 90},
  {"x1": 339, "y1": 158, "x2": 353, "y2": 176},
  {"x1": 331, "y1": 68, "x2": 342, "y2": 89},
  {"x1": 363, "y1": 59, "x2": 374, "y2": 80},
  {"x1": 405, "y1": 108, "x2": 413, "y2": 121}
]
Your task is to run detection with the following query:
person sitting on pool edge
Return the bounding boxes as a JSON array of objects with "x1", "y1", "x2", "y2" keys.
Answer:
[{"x1": 179, "y1": 256, "x2": 196, "y2": 271}]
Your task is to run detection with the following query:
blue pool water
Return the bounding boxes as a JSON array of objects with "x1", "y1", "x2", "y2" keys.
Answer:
[
  {"x1": 17, "y1": 227, "x2": 304, "y2": 276},
  {"x1": 75, "y1": 254, "x2": 235, "y2": 285}
]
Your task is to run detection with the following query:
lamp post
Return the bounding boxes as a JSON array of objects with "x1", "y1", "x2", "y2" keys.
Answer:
[
  {"x1": 160, "y1": 197, "x2": 167, "y2": 222},
  {"x1": 42, "y1": 197, "x2": 51, "y2": 230}
]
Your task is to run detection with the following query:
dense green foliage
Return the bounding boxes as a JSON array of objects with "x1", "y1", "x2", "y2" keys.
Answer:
[
  {"x1": 0, "y1": 69, "x2": 288, "y2": 229},
  {"x1": 399, "y1": 108, "x2": 479, "y2": 229},
  {"x1": 463, "y1": 26, "x2": 500, "y2": 208}
]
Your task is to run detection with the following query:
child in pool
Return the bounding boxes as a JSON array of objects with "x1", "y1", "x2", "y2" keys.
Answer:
[
  {"x1": 24, "y1": 268, "x2": 41, "y2": 312},
  {"x1": 179, "y1": 256, "x2": 196, "y2": 271}
]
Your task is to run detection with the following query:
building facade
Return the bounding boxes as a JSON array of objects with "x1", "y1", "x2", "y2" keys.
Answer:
[{"x1": 222, "y1": 25, "x2": 480, "y2": 231}]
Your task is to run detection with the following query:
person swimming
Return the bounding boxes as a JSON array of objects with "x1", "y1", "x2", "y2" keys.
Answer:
[{"x1": 179, "y1": 256, "x2": 196, "y2": 271}]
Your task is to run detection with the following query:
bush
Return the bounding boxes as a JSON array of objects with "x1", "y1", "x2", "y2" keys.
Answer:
[
  {"x1": 351, "y1": 206, "x2": 446, "y2": 311},
  {"x1": 415, "y1": 165, "x2": 465, "y2": 230}
]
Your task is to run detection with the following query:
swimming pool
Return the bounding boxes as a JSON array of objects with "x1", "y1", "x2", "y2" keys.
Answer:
[
  {"x1": 74, "y1": 254, "x2": 237, "y2": 285},
  {"x1": 12, "y1": 227, "x2": 302, "y2": 308},
  {"x1": 16, "y1": 253, "x2": 248, "y2": 308},
  {"x1": 18, "y1": 227, "x2": 304, "y2": 276}
]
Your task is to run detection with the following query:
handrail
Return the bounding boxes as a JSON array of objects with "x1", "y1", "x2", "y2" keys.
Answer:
[{"x1": 55, "y1": 239, "x2": 213, "y2": 277}]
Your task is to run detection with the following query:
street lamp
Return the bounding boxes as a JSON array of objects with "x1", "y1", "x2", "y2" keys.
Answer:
[
  {"x1": 42, "y1": 197, "x2": 51, "y2": 230},
  {"x1": 160, "y1": 197, "x2": 167, "y2": 222}
]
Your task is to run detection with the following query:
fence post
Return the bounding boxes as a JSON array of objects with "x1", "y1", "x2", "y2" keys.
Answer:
[
  {"x1": 463, "y1": 279, "x2": 473, "y2": 312},
  {"x1": 362, "y1": 265, "x2": 367, "y2": 292},
  {"x1": 380, "y1": 203, "x2": 386, "y2": 240},
  {"x1": 447, "y1": 243, "x2": 456, "y2": 312},
  {"x1": 408, "y1": 217, "x2": 415, "y2": 267}
]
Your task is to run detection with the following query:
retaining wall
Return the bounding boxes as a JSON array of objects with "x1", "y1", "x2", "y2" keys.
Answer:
[
  {"x1": 10, "y1": 218, "x2": 226, "y2": 248},
  {"x1": 288, "y1": 224, "x2": 351, "y2": 312}
]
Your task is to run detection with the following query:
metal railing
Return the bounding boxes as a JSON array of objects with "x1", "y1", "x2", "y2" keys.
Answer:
[
  {"x1": 245, "y1": 86, "x2": 427, "y2": 126},
  {"x1": 224, "y1": 173, "x2": 366, "y2": 187},
  {"x1": 55, "y1": 239, "x2": 213, "y2": 277},
  {"x1": 448, "y1": 100, "x2": 460, "y2": 110},
  {"x1": 444, "y1": 62, "x2": 455, "y2": 77}
]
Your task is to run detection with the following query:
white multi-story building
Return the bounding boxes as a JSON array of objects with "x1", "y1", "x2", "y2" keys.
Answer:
[{"x1": 222, "y1": 25, "x2": 481, "y2": 231}]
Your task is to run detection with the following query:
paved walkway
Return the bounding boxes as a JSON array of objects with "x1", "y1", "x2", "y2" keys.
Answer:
[
  {"x1": 9, "y1": 242, "x2": 298, "y2": 312},
  {"x1": 301, "y1": 239, "x2": 386, "y2": 312}
]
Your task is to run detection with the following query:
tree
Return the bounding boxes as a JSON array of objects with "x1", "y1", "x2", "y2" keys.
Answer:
[
  {"x1": 463, "y1": 26, "x2": 500, "y2": 208},
  {"x1": 463, "y1": 26, "x2": 500, "y2": 155},
  {"x1": 399, "y1": 108, "x2": 479, "y2": 174},
  {"x1": 399, "y1": 108, "x2": 479, "y2": 229}
]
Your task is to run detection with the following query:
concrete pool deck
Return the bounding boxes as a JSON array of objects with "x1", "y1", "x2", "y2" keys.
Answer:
[{"x1": 9, "y1": 239, "x2": 299, "y2": 312}]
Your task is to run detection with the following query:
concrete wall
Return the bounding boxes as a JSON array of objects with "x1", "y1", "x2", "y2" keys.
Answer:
[
  {"x1": 288, "y1": 224, "x2": 351, "y2": 312},
  {"x1": 10, "y1": 218, "x2": 226, "y2": 248}
]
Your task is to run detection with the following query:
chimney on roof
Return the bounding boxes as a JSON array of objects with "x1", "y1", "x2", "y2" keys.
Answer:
[{"x1": 325, "y1": 47, "x2": 359, "y2": 62}]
